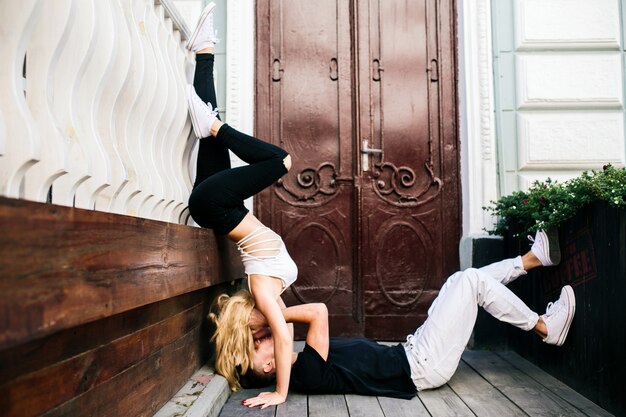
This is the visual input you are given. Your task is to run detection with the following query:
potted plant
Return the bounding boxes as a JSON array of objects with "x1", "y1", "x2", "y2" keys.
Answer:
[
  {"x1": 484, "y1": 164, "x2": 626, "y2": 238},
  {"x1": 481, "y1": 164, "x2": 626, "y2": 415}
]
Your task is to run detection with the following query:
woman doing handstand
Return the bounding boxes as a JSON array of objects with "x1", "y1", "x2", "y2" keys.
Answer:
[{"x1": 185, "y1": 2, "x2": 295, "y2": 408}]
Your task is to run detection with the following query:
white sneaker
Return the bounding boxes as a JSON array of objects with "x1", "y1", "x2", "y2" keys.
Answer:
[
  {"x1": 187, "y1": 85, "x2": 218, "y2": 139},
  {"x1": 528, "y1": 229, "x2": 561, "y2": 266},
  {"x1": 541, "y1": 285, "x2": 575, "y2": 346},
  {"x1": 186, "y1": 2, "x2": 219, "y2": 52}
]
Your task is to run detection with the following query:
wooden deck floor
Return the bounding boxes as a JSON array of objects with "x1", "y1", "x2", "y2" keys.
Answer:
[{"x1": 218, "y1": 350, "x2": 613, "y2": 417}]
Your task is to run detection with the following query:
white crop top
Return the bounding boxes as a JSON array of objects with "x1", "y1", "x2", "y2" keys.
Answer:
[{"x1": 237, "y1": 227, "x2": 298, "y2": 294}]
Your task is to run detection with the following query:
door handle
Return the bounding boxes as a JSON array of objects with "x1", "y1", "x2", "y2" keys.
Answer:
[
  {"x1": 329, "y1": 58, "x2": 338, "y2": 81},
  {"x1": 361, "y1": 139, "x2": 382, "y2": 171},
  {"x1": 361, "y1": 139, "x2": 382, "y2": 154}
]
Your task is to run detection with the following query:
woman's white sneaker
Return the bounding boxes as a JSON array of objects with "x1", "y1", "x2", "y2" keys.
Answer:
[
  {"x1": 528, "y1": 229, "x2": 561, "y2": 266},
  {"x1": 542, "y1": 285, "x2": 575, "y2": 346},
  {"x1": 187, "y1": 85, "x2": 218, "y2": 139},
  {"x1": 186, "y1": 2, "x2": 219, "y2": 52}
]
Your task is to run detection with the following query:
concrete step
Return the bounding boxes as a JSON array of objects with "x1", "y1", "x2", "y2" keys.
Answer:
[{"x1": 153, "y1": 365, "x2": 230, "y2": 417}]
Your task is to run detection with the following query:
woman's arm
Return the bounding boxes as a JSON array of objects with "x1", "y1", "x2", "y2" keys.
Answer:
[
  {"x1": 277, "y1": 295, "x2": 294, "y2": 341},
  {"x1": 249, "y1": 303, "x2": 330, "y2": 361},
  {"x1": 247, "y1": 275, "x2": 292, "y2": 408}
]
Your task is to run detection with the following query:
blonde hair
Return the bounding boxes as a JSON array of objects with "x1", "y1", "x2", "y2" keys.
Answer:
[{"x1": 208, "y1": 290, "x2": 255, "y2": 391}]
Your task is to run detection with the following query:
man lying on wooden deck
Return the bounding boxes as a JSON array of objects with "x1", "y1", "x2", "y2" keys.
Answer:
[{"x1": 240, "y1": 230, "x2": 575, "y2": 409}]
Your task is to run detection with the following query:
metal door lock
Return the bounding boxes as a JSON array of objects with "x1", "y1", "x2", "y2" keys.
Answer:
[{"x1": 361, "y1": 139, "x2": 382, "y2": 171}]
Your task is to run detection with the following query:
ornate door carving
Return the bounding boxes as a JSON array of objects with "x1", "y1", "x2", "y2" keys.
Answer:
[{"x1": 255, "y1": 0, "x2": 459, "y2": 339}]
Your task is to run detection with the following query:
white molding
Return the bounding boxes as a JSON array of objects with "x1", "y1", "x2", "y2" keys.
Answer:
[
  {"x1": 515, "y1": 0, "x2": 621, "y2": 51},
  {"x1": 225, "y1": 1, "x2": 254, "y2": 135},
  {"x1": 459, "y1": 0, "x2": 499, "y2": 236},
  {"x1": 226, "y1": 0, "x2": 255, "y2": 210},
  {"x1": 516, "y1": 53, "x2": 623, "y2": 110},
  {"x1": 517, "y1": 111, "x2": 625, "y2": 170}
]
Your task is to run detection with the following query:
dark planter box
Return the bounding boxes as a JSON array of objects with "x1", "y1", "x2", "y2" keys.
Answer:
[{"x1": 497, "y1": 201, "x2": 625, "y2": 416}]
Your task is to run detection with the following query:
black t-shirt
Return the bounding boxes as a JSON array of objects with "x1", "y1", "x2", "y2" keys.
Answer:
[{"x1": 290, "y1": 338, "x2": 415, "y2": 399}]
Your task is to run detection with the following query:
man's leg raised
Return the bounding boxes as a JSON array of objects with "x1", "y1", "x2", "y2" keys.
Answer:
[
  {"x1": 404, "y1": 268, "x2": 539, "y2": 390},
  {"x1": 477, "y1": 229, "x2": 560, "y2": 285}
]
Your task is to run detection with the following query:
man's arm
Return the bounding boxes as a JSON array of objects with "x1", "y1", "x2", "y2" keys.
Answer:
[
  {"x1": 249, "y1": 298, "x2": 294, "y2": 341},
  {"x1": 282, "y1": 303, "x2": 329, "y2": 360}
]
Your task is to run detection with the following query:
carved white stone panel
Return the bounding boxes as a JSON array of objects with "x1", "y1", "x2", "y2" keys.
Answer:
[
  {"x1": 0, "y1": 0, "x2": 41, "y2": 198},
  {"x1": 516, "y1": 53, "x2": 623, "y2": 109},
  {"x1": 0, "y1": 0, "x2": 194, "y2": 223},
  {"x1": 517, "y1": 111, "x2": 625, "y2": 169},
  {"x1": 23, "y1": 0, "x2": 74, "y2": 202},
  {"x1": 515, "y1": 0, "x2": 621, "y2": 50}
]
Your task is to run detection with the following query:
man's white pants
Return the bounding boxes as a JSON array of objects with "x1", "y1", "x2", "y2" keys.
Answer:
[{"x1": 403, "y1": 256, "x2": 539, "y2": 390}]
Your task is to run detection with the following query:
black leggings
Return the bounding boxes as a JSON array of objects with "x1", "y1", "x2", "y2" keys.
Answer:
[{"x1": 188, "y1": 54, "x2": 289, "y2": 235}]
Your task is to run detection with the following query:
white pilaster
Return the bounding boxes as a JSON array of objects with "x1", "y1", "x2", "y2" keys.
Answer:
[
  {"x1": 225, "y1": 1, "x2": 254, "y2": 135},
  {"x1": 459, "y1": 0, "x2": 499, "y2": 237},
  {"x1": 226, "y1": 0, "x2": 255, "y2": 210}
]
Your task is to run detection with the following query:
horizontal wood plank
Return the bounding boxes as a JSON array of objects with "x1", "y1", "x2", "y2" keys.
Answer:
[
  {"x1": 344, "y1": 395, "x2": 384, "y2": 417},
  {"x1": 0, "y1": 196, "x2": 243, "y2": 350},
  {"x1": 308, "y1": 395, "x2": 348, "y2": 417},
  {"x1": 449, "y1": 359, "x2": 526, "y2": 417},
  {"x1": 1, "y1": 302, "x2": 204, "y2": 417},
  {"x1": 377, "y1": 395, "x2": 430, "y2": 417},
  {"x1": 276, "y1": 393, "x2": 307, "y2": 417},
  {"x1": 0, "y1": 290, "x2": 205, "y2": 383},
  {"x1": 219, "y1": 388, "x2": 276, "y2": 417},
  {"x1": 41, "y1": 325, "x2": 203, "y2": 417},
  {"x1": 496, "y1": 351, "x2": 614, "y2": 417},
  {"x1": 418, "y1": 384, "x2": 474, "y2": 416},
  {"x1": 463, "y1": 350, "x2": 588, "y2": 417}
]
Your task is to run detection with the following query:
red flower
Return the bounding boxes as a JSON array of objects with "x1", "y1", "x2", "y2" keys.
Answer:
[{"x1": 523, "y1": 199, "x2": 528, "y2": 205}]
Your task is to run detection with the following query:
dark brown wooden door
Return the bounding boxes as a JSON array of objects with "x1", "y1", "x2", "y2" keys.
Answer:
[{"x1": 255, "y1": 0, "x2": 460, "y2": 340}]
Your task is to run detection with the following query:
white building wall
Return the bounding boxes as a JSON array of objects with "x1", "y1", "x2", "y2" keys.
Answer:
[
  {"x1": 493, "y1": 0, "x2": 625, "y2": 193},
  {"x1": 459, "y1": 0, "x2": 626, "y2": 266}
]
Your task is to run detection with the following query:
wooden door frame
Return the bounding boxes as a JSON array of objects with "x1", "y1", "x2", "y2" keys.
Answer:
[{"x1": 254, "y1": 0, "x2": 460, "y2": 338}]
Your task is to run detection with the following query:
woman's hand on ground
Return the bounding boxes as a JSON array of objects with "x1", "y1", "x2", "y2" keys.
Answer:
[{"x1": 242, "y1": 391, "x2": 286, "y2": 409}]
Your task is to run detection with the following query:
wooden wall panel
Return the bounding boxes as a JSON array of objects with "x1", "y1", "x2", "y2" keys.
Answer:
[
  {"x1": 2, "y1": 301, "x2": 203, "y2": 417},
  {"x1": 0, "y1": 292, "x2": 203, "y2": 383},
  {"x1": 500, "y1": 202, "x2": 626, "y2": 416},
  {"x1": 0, "y1": 196, "x2": 242, "y2": 350},
  {"x1": 0, "y1": 197, "x2": 243, "y2": 416},
  {"x1": 43, "y1": 326, "x2": 202, "y2": 417}
]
